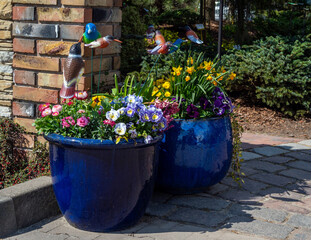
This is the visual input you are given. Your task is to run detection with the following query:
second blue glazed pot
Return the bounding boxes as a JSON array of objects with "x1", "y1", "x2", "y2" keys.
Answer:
[
  {"x1": 45, "y1": 134, "x2": 161, "y2": 232},
  {"x1": 157, "y1": 116, "x2": 233, "y2": 194}
]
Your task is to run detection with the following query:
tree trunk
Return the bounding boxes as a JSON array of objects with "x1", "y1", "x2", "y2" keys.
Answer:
[
  {"x1": 206, "y1": 0, "x2": 215, "y2": 21},
  {"x1": 236, "y1": 0, "x2": 245, "y2": 44}
]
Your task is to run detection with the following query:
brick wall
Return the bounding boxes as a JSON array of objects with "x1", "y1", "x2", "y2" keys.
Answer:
[
  {"x1": 10, "y1": 0, "x2": 122, "y2": 144},
  {"x1": 0, "y1": 0, "x2": 13, "y2": 118}
]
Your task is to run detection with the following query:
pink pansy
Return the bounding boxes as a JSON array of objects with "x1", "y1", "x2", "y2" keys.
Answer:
[
  {"x1": 75, "y1": 91, "x2": 88, "y2": 100},
  {"x1": 52, "y1": 105, "x2": 62, "y2": 113},
  {"x1": 52, "y1": 112, "x2": 59, "y2": 116},
  {"x1": 103, "y1": 119, "x2": 116, "y2": 127},
  {"x1": 39, "y1": 103, "x2": 50, "y2": 112},
  {"x1": 77, "y1": 109, "x2": 85, "y2": 114},
  {"x1": 77, "y1": 116, "x2": 90, "y2": 127},
  {"x1": 41, "y1": 108, "x2": 52, "y2": 117}
]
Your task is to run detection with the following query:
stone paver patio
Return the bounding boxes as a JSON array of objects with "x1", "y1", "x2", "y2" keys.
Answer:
[{"x1": 4, "y1": 133, "x2": 311, "y2": 240}]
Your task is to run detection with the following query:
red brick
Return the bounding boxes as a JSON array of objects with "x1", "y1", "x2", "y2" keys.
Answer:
[
  {"x1": 13, "y1": 38, "x2": 35, "y2": 53},
  {"x1": 61, "y1": 0, "x2": 85, "y2": 5},
  {"x1": 60, "y1": 25, "x2": 84, "y2": 41},
  {"x1": 113, "y1": 24, "x2": 121, "y2": 38},
  {"x1": 14, "y1": 117, "x2": 36, "y2": 133},
  {"x1": 114, "y1": 0, "x2": 122, "y2": 7},
  {"x1": 20, "y1": 134, "x2": 35, "y2": 148},
  {"x1": 96, "y1": 24, "x2": 113, "y2": 36},
  {"x1": 113, "y1": 56, "x2": 120, "y2": 70},
  {"x1": 14, "y1": 70, "x2": 35, "y2": 85},
  {"x1": 13, "y1": 6, "x2": 35, "y2": 21},
  {"x1": 13, "y1": 85, "x2": 59, "y2": 104},
  {"x1": 37, "y1": 136, "x2": 48, "y2": 145},
  {"x1": 13, "y1": 54, "x2": 59, "y2": 72},
  {"x1": 37, "y1": 40, "x2": 88, "y2": 56},
  {"x1": 13, "y1": 101, "x2": 35, "y2": 117},
  {"x1": 12, "y1": 0, "x2": 57, "y2": 4},
  {"x1": 86, "y1": 0, "x2": 113, "y2": 6},
  {"x1": 95, "y1": 41, "x2": 121, "y2": 55},
  {"x1": 84, "y1": 57, "x2": 112, "y2": 73},
  {"x1": 38, "y1": 7, "x2": 92, "y2": 23}
]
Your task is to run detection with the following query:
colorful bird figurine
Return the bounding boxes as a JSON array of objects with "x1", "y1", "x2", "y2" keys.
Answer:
[
  {"x1": 148, "y1": 41, "x2": 172, "y2": 55},
  {"x1": 146, "y1": 25, "x2": 155, "y2": 39},
  {"x1": 169, "y1": 38, "x2": 187, "y2": 54},
  {"x1": 59, "y1": 42, "x2": 84, "y2": 99},
  {"x1": 154, "y1": 30, "x2": 166, "y2": 45},
  {"x1": 81, "y1": 23, "x2": 101, "y2": 44},
  {"x1": 185, "y1": 26, "x2": 203, "y2": 44},
  {"x1": 84, "y1": 35, "x2": 122, "y2": 49}
]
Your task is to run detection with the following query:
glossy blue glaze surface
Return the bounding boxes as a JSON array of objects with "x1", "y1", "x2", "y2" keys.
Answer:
[
  {"x1": 45, "y1": 134, "x2": 161, "y2": 232},
  {"x1": 157, "y1": 116, "x2": 233, "y2": 194}
]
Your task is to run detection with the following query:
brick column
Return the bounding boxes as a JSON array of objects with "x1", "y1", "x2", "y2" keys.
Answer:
[
  {"x1": 11, "y1": 0, "x2": 122, "y2": 143},
  {"x1": 0, "y1": 0, "x2": 13, "y2": 118}
]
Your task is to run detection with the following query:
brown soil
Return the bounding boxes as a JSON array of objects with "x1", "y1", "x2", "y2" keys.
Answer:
[{"x1": 233, "y1": 98, "x2": 311, "y2": 140}]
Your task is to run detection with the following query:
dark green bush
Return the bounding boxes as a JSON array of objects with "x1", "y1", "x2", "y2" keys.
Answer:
[
  {"x1": 121, "y1": 6, "x2": 147, "y2": 76},
  {"x1": 156, "y1": 9, "x2": 200, "y2": 27},
  {"x1": 222, "y1": 35, "x2": 311, "y2": 118},
  {"x1": 0, "y1": 118, "x2": 50, "y2": 189}
]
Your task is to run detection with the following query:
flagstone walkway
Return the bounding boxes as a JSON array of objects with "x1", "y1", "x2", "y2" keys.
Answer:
[{"x1": 4, "y1": 133, "x2": 311, "y2": 240}]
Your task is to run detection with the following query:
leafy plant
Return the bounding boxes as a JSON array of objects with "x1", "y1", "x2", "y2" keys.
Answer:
[
  {"x1": 27, "y1": 141, "x2": 50, "y2": 179},
  {"x1": 222, "y1": 35, "x2": 311, "y2": 118}
]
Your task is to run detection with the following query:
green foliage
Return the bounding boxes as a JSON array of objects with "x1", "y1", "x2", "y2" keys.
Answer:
[
  {"x1": 160, "y1": 29, "x2": 179, "y2": 42},
  {"x1": 121, "y1": 6, "x2": 147, "y2": 75},
  {"x1": 222, "y1": 35, "x2": 311, "y2": 118},
  {"x1": 252, "y1": 10, "x2": 311, "y2": 38},
  {"x1": 156, "y1": 9, "x2": 201, "y2": 26},
  {"x1": 0, "y1": 118, "x2": 50, "y2": 189}
]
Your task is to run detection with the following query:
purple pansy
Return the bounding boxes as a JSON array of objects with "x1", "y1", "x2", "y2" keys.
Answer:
[{"x1": 186, "y1": 104, "x2": 200, "y2": 118}]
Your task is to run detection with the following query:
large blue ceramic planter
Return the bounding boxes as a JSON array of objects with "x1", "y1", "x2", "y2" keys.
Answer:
[
  {"x1": 157, "y1": 116, "x2": 233, "y2": 194},
  {"x1": 45, "y1": 134, "x2": 161, "y2": 232}
]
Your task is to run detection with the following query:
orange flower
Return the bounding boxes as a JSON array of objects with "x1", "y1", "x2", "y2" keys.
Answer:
[{"x1": 185, "y1": 75, "x2": 191, "y2": 81}]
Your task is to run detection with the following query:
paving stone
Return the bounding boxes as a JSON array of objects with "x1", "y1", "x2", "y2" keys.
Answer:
[
  {"x1": 261, "y1": 155, "x2": 295, "y2": 164},
  {"x1": 250, "y1": 172, "x2": 295, "y2": 187},
  {"x1": 36, "y1": 216, "x2": 65, "y2": 233},
  {"x1": 193, "y1": 230, "x2": 268, "y2": 240},
  {"x1": 263, "y1": 199, "x2": 311, "y2": 215},
  {"x1": 288, "y1": 228, "x2": 311, "y2": 240},
  {"x1": 168, "y1": 195, "x2": 230, "y2": 211},
  {"x1": 6, "y1": 230, "x2": 68, "y2": 240},
  {"x1": 216, "y1": 188, "x2": 263, "y2": 204},
  {"x1": 252, "y1": 146, "x2": 289, "y2": 156},
  {"x1": 288, "y1": 181, "x2": 311, "y2": 195},
  {"x1": 227, "y1": 204, "x2": 288, "y2": 223},
  {"x1": 120, "y1": 216, "x2": 155, "y2": 234},
  {"x1": 259, "y1": 187, "x2": 305, "y2": 201},
  {"x1": 302, "y1": 149, "x2": 311, "y2": 155},
  {"x1": 168, "y1": 207, "x2": 228, "y2": 227},
  {"x1": 279, "y1": 168, "x2": 311, "y2": 181},
  {"x1": 227, "y1": 218, "x2": 294, "y2": 239},
  {"x1": 203, "y1": 183, "x2": 230, "y2": 195},
  {"x1": 220, "y1": 176, "x2": 240, "y2": 187},
  {"x1": 278, "y1": 143, "x2": 311, "y2": 151},
  {"x1": 241, "y1": 167, "x2": 260, "y2": 176},
  {"x1": 146, "y1": 202, "x2": 178, "y2": 217},
  {"x1": 241, "y1": 151, "x2": 262, "y2": 160},
  {"x1": 240, "y1": 178, "x2": 270, "y2": 194},
  {"x1": 285, "y1": 152, "x2": 311, "y2": 161},
  {"x1": 135, "y1": 219, "x2": 195, "y2": 240},
  {"x1": 287, "y1": 214, "x2": 311, "y2": 228},
  {"x1": 298, "y1": 140, "x2": 311, "y2": 146},
  {"x1": 243, "y1": 160, "x2": 287, "y2": 173},
  {"x1": 150, "y1": 191, "x2": 172, "y2": 203},
  {"x1": 286, "y1": 160, "x2": 311, "y2": 172},
  {"x1": 48, "y1": 223, "x2": 101, "y2": 240}
]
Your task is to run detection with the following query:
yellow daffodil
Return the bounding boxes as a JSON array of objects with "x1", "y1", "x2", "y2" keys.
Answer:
[
  {"x1": 206, "y1": 75, "x2": 213, "y2": 81},
  {"x1": 203, "y1": 61, "x2": 212, "y2": 71},
  {"x1": 172, "y1": 66, "x2": 182, "y2": 76},
  {"x1": 197, "y1": 63, "x2": 204, "y2": 70},
  {"x1": 162, "y1": 81, "x2": 170, "y2": 89},
  {"x1": 156, "y1": 92, "x2": 162, "y2": 97},
  {"x1": 230, "y1": 72, "x2": 237, "y2": 80},
  {"x1": 187, "y1": 57, "x2": 194, "y2": 65},
  {"x1": 164, "y1": 91, "x2": 171, "y2": 97},
  {"x1": 186, "y1": 66, "x2": 195, "y2": 75},
  {"x1": 217, "y1": 73, "x2": 223, "y2": 81},
  {"x1": 212, "y1": 80, "x2": 218, "y2": 86},
  {"x1": 185, "y1": 75, "x2": 191, "y2": 81},
  {"x1": 221, "y1": 66, "x2": 226, "y2": 73}
]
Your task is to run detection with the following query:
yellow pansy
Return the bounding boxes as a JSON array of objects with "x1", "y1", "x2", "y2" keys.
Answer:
[
  {"x1": 162, "y1": 81, "x2": 170, "y2": 89},
  {"x1": 185, "y1": 75, "x2": 191, "y2": 81},
  {"x1": 172, "y1": 66, "x2": 182, "y2": 76},
  {"x1": 91, "y1": 96, "x2": 105, "y2": 107},
  {"x1": 164, "y1": 91, "x2": 171, "y2": 97},
  {"x1": 186, "y1": 66, "x2": 195, "y2": 75},
  {"x1": 230, "y1": 72, "x2": 237, "y2": 80}
]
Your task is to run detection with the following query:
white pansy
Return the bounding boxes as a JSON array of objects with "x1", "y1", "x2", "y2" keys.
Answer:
[
  {"x1": 114, "y1": 123, "x2": 126, "y2": 135},
  {"x1": 106, "y1": 109, "x2": 120, "y2": 121}
]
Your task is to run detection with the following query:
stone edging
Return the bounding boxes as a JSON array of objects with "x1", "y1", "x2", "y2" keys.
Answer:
[{"x1": 0, "y1": 176, "x2": 60, "y2": 238}]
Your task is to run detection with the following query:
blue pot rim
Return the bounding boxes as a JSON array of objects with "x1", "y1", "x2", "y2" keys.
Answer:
[
  {"x1": 44, "y1": 133, "x2": 163, "y2": 149},
  {"x1": 173, "y1": 115, "x2": 230, "y2": 123}
]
